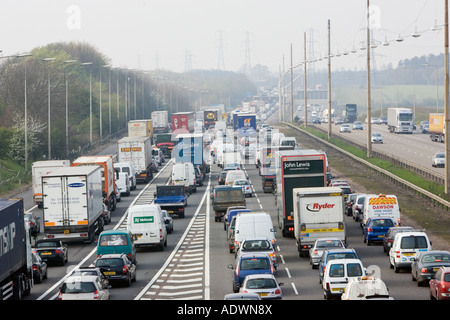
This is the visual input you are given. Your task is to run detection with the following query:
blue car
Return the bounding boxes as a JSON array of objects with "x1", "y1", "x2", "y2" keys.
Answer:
[
  {"x1": 318, "y1": 248, "x2": 359, "y2": 284},
  {"x1": 228, "y1": 253, "x2": 278, "y2": 293},
  {"x1": 363, "y1": 218, "x2": 395, "y2": 245}
]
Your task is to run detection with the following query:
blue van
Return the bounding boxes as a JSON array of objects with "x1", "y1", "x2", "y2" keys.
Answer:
[{"x1": 97, "y1": 229, "x2": 137, "y2": 264}]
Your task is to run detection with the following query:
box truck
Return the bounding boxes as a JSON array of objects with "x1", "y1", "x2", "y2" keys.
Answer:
[
  {"x1": 0, "y1": 198, "x2": 33, "y2": 300},
  {"x1": 42, "y1": 166, "x2": 104, "y2": 243},
  {"x1": 72, "y1": 155, "x2": 117, "y2": 211},
  {"x1": 174, "y1": 133, "x2": 209, "y2": 174},
  {"x1": 429, "y1": 113, "x2": 445, "y2": 143},
  {"x1": 127, "y1": 119, "x2": 153, "y2": 138},
  {"x1": 204, "y1": 108, "x2": 219, "y2": 129},
  {"x1": 32, "y1": 160, "x2": 70, "y2": 208},
  {"x1": 151, "y1": 110, "x2": 169, "y2": 133},
  {"x1": 293, "y1": 187, "x2": 346, "y2": 257},
  {"x1": 117, "y1": 136, "x2": 153, "y2": 183},
  {"x1": 172, "y1": 111, "x2": 195, "y2": 134},
  {"x1": 276, "y1": 149, "x2": 327, "y2": 237}
]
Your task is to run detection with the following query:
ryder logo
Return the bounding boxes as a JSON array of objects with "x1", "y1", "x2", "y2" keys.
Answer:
[{"x1": 306, "y1": 203, "x2": 335, "y2": 212}]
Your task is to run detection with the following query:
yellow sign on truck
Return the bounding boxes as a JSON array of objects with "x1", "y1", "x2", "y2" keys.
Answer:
[
  {"x1": 429, "y1": 113, "x2": 445, "y2": 143},
  {"x1": 362, "y1": 194, "x2": 400, "y2": 227}
]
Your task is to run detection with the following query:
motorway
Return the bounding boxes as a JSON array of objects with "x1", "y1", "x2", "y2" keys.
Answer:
[
  {"x1": 313, "y1": 121, "x2": 444, "y2": 174},
  {"x1": 19, "y1": 128, "x2": 439, "y2": 301}
]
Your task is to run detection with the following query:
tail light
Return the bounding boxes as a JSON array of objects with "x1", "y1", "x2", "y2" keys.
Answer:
[
  {"x1": 122, "y1": 265, "x2": 128, "y2": 274},
  {"x1": 421, "y1": 268, "x2": 429, "y2": 273},
  {"x1": 93, "y1": 290, "x2": 100, "y2": 299},
  {"x1": 367, "y1": 228, "x2": 373, "y2": 232},
  {"x1": 160, "y1": 229, "x2": 163, "y2": 239},
  {"x1": 55, "y1": 249, "x2": 62, "y2": 254},
  {"x1": 314, "y1": 250, "x2": 318, "y2": 255},
  {"x1": 275, "y1": 288, "x2": 282, "y2": 294},
  {"x1": 396, "y1": 251, "x2": 400, "y2": 259},
  {"x1": 32, "y1": 265, "x2": 39, "y2": 271},
  {"x1": 58, "y1": 292, "x2": 63, "y2": 300},
  {"x1": 241, "y1": 290, "x2": 248, "y2": 293}
]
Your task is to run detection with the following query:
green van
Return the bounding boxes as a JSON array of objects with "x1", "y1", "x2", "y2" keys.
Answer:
[{"x1": 97, "y1": 229, "x2": 137, "y2": 264}]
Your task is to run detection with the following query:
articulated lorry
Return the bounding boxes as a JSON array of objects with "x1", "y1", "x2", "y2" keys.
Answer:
[
  {"x1": 429, "y1": 113, "x2": 445, "y2": 143},
  {"x1": 153, "y1": 185, "x2": 187, "y2": 218},
  {"x1": 42, "y1": 166, "x2": 104, "y2": 243},
  {"x1": 155, "y1": 133, "x2": 175, "y2": 158},
  {"x1": 117, "y1": 136, "x2": 154, "y2": 183},
  {"x1": 0, "y1": 198, "x2": 33, "y2": 300},
  {"x1": 174, "y1": 133, "x2": 210, "y2": 175},
  {"x1": 276, "y1": 149, "x2": 328, "y2": 237},
  {"x1": 32, "y1": 159, "x2": 71, "y2": 208},
  {"x1": 387, "y1": 108, "x2": 414, "y2": 134},
  {"x1": 72, "y1": 155, "x2": 117, "y2": 211},
  {"x1": 293, "y1": 187, "x2": 346, "y2": 257},
  {"x1": 172, "y1": 111, "x2": 195, "y2": 134}
]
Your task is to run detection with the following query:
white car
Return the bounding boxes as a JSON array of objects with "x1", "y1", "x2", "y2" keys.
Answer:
[
  {"x1": 340, "y1": 124, "x2": 351, "y2": 133},
  {"x1": 58, "y1": 275, "x2": 111, "y2": 300},
  {"x1": 233, "y1": 179, "x2": 253, "y2": 197},
  {"x1": 322, "y1": 258, "x2": 365, "y2": 300},
  {"x1": 432, "y1": 152, "x2": 445, "y2": 167},
  {"x1": 239, "y1": 274, "x2": 283, "y2": 300},
  {"x1": 371, "y1": 132, "x2": 383, "y2": 143},
  {"x1": 341, "y1": 276, "x2": 393, "y2": 300}
]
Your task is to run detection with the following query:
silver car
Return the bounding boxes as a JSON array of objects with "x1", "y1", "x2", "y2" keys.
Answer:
[
  {"x1": 233, "y1": 179, "x2": 253, "y2": 197},
  {"x1": 58, "y1": 275, "x2": 111, "y2": 300},
  {"x1": 371, "y1": 132, "x2": 383, "y2": 143},
  {"x1": 239, "y1": 274, "x2": 283, "y2": 300},
  {"x1": 309, "y1": 238, "x2": 346, "y2": 269},
  {"x1": 432, "y1": 152, "x2": 445, "y2": 168}
]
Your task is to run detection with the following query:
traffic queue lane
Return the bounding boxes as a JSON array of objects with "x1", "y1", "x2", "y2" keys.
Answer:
[
  {"x1": 23, "y1": 139, "x2": 433, "y2": 300},
  {"x1": 209, "y1": 153, "x2": 431, "y2": 300},
  {"x1": 25, "y1": 159, "x2": 210, "y2": 300}
]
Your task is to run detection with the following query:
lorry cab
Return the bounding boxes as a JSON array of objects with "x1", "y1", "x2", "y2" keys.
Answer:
[
  {"x1": 97, "y1": 229, "x2": 137, "y2": 264},
  {"x1": 172, "y1": 162, "x2": 196, "y2": 194},
  {"x1": 126, "y1": 204, "x2": 167, "y2": 251}
]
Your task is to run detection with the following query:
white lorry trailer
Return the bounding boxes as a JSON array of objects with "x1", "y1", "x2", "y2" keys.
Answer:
[
  {"x1": 293, "y1": 187, "x2": 346, "y2": 257},
  {"x1": 117, "y1": 136, "x2": 153, "y2": 183},
  {"x1": 42, "y1": 166, "x2": 104, "y2": 243},
  {"x1": 32, "y1": 160, "x2": 70, "y2": 208}
]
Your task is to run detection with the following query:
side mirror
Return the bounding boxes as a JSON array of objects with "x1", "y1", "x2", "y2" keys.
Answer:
[{"x1": 227, "y1": 264, "x2": 234, "y2": 270}]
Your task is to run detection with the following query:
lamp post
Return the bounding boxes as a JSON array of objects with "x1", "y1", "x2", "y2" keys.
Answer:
[
  {"x1": 43, "y1": 57, "x2": 56, "y2": 159},
  {"x1": 81, "y1": 62, "x2": 93, "y2": 143},
  {"x1": 19, "y1": 53, "x2": 33, "y2": 172},
  {"x1": 64, "y1": 59, "x2": 77, "y2": 157}
]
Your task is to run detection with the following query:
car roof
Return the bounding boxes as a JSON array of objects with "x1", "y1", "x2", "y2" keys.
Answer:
[
  {"x1": 224, "y1": 293, "x2": 261, "y2": 300},
  {"x1": 324, "y1": 248, "x2": 357, "y2": 254},
  {"x1": 243, "y1": 274, "x2": 277, "y2": 280},
  {"x1": 97, "y1": 253, "x2": 125, "y2": 259},
  {"x1": 239, "y1": 252, "x2": 271, "y2": 259},
  {"x1": 64, "y1": 275, "x2": 99, "y2": 283},
  {"x1": 315, "y1": 237, "x2": 344, "y2": 242},
  {"x1": 326, "y1": 258, "x2": 362, "y2": 265},
  {"x1": 99, "y1": 229, "x2": 130, "y2": 235}
]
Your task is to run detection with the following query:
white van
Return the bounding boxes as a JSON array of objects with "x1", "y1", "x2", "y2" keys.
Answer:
[
  {"x1": 362, "y1": 194, "x2": 400, "y2": 227},
  {"x1": 389, "y1": 230, "x2": 432, "y2": 273},
  {"x1": 225, "y1": 170, "x2": 247, "y2": 186},
  {"x1": 172, "y1": 162, "x2": 196, "y2": 193},
  {"x1": 116, "y1": 172, "x2": 130, "y2": 196},
  {"x1": 322, "y1": 258, "x2": 366, "y2": 300},
  {"x1": 127, "y1": 204, "x2": 167, "y2": 250},
  {"x1": 114, "y1": 162, "x2": 137, "y2": 190},
  {"x1": 280, "y1": 137, "x2": 297, "y2": 147},
  {"x1": 234, "y1": 212, "x2": 276, "y2": 251}
]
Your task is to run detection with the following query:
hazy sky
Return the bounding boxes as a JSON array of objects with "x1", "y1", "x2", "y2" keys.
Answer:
[{"x1": 0, "y1": 0, "x2": 446, "y2": 73}]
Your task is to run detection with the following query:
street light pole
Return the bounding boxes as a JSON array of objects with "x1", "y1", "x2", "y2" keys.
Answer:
[
  {"x1": 366, "y1": 0, "x2": 373, "y2": 158},
  {"x1": 64, "y1": 60, "x2": 77, "y2": 157},
  {"x1": 43, "y1": 57, "x2": 56, "y2": 159},
  {"x1": 82, "y1": 62, "x2": 93, "y2": 143}
]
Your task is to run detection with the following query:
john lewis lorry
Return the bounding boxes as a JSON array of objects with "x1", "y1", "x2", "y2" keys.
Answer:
[
  {"x1": 293, "y1": 187, "x2": 346, "y2": 257},
  {"x1": 42, "y1": 166, "x2": 104, "y2": 243}
]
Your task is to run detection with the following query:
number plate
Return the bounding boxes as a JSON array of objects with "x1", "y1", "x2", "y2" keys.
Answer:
[
  {"x1": 403, "y1": 252, "x2": 414, "y2": 256},
  {"x1": 64, "y1": 230, "x2": 70, "y2": 234},
  {"x1": 41, "y1": 252, "x2": 52, "y2": 255},
  {"x1": 103, "y1": 271, "x2": 116, "y2": 275}
]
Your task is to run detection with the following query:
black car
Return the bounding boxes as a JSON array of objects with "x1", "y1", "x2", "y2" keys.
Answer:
[
  {"x1": 33, "y1": 239, "x2": 68, "y2": 266},
  {"x1": 218, "y1": 171, "x2": 227, "y2": 185},
  {"x1": 25, "y1": 212, "x2": 40, "y2": 237},
  {"x1": 32, "y1": 252, "x2": 48, "y2": 284},
  {"x1": 93, "y1": 253, "x2": 137, "y2": 287}
]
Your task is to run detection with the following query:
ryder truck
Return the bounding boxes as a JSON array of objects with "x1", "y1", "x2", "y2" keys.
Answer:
[{"x1": 293, "y1": 187, "x2": 346, "y2": 257}]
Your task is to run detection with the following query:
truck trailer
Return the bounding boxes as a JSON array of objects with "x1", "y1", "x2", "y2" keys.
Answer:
[
  {"x1": 42, "y1": 166, "x2": 104, "y2": 243},
  {"x1": 429, "y1": 113, "x2": 445, "y2": 143},
  {"x1": 293, "y1": 187, "x2": 346, "y2": 257},
  {"x1": 127, "y1": 119, "x2": 153, "y2": 138},
  {"x1": 0, "y1": 198, "x2": 33, "y2": 300},
  {"x1": 151, "y1": 110, "x2": 169, "y2": 133},
  {"x1": 117, "y1": 136, "x2": 154, "y2": 183},
  {"x1": 172, "y1": 111, "x2": 195, "y2": 134},
  {"x1": 32, "y1": 159, "x2": 71, "y2": 208},
  {"x1": 72, "y1": 155, "x2": 117, "y2": 211},
  {"x1": 275, "y1": 149, "x2": 327, "y2": 237}
]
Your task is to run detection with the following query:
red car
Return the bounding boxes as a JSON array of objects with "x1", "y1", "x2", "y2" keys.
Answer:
[{"x1": 429, "y1": 266, "x2": 450, "y2": 300}]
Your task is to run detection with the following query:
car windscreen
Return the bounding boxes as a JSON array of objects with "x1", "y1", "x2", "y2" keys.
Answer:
[
  {"x1": 327, "y1": 253, "x2": 357, "y2": 261},
  {"x1": 242, "y1": 240, "x2": 271, "y2": 251},
  {"x1": 246, "y1": 278, "x2": 277, "y2": 289},
  {"x1": 95, "y1": 258, "x2": 123, "y2": 268},
  {"x1": 36, "y1": 241, "x2": 58, "y2": 248},
  {"x1": 316, "y1": 240, "x2": 343, "y2": 248}
]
